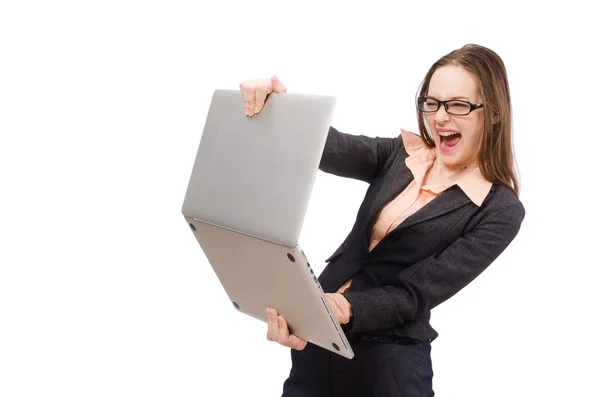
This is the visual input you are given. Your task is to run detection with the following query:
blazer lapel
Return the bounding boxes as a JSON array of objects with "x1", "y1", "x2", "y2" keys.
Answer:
[
  {"x1": 363, "y1": 184, "x2": 471, "y2": 251},
  {"x1": 362, "y1": 154, "x2": 472, "y2": 247},
  {"x1": 364, "y1": 167, "x2": 412, "y2": 229},
  {"x1": 361, "y1": 160, "x2": 413, "y2": 249},
  {"x1": 393, "y1": 185, "x2": 471, "y2": 231}
]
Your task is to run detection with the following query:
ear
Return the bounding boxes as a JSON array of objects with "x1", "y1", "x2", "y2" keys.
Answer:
[{"x1": 492, "y1": 112, "x2": 500, "y2": 124}]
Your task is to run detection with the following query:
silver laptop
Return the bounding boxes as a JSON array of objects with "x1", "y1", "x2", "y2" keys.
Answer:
[{"x1": 182, "y1": 89, "x2": 354, "y2": 359}]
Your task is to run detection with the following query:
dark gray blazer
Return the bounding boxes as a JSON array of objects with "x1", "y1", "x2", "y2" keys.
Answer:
[{"x1": 317, "y1": 127, "x2": 525, "y2": 342}]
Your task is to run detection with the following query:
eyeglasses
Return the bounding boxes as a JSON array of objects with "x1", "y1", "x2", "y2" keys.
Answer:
[{"x1": 417, "y1": 96, "x2": 483, "y2": 116}]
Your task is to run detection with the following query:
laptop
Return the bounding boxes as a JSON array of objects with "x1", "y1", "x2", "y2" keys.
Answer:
[{"x1": 181, "y1": 89, "x2": 354, "y2": 359}]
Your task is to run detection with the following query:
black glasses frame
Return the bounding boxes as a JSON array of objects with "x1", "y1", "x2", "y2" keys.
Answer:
[{"x1": 417, "y1": 96, "x2": 483, "y2": 116}]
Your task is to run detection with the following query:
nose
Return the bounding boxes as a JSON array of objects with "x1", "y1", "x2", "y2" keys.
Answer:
[{"x1": 435, "y1": 104, "x2": 451, "y2": 124}]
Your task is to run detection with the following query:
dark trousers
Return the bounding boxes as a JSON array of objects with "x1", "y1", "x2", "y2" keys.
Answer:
[{"x1": 282, "y1": 338, "x2": 434, "y2": 397}]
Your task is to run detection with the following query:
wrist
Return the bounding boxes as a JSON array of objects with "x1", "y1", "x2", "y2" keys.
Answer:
[
  {"x1": 338, "y1": 292, "x2": 353, "y2": 324},
  {"x1": 339, "y1": 293, "x2": 354, "y2": 330}
]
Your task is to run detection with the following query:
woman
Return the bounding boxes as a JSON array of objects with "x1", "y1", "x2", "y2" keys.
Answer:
[{"x1": 240, "y1": 44, "x2": 525, "y2": 397}]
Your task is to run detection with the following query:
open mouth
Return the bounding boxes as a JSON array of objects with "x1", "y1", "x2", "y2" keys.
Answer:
[{"x1": 438, "y1": 131, "x2": 461, "y2": 150}]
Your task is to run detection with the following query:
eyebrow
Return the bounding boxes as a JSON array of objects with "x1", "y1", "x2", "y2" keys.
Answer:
[{"x1": 428, "y1": 95, "x2": 474, "y2": 101}]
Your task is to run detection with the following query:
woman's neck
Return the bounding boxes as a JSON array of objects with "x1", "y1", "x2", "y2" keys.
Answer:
[{"x1": 428, "y1": 157, "x2": 478, "y2": 183}]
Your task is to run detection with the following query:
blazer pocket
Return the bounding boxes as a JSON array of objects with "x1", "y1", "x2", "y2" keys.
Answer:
[{"x1": 325, "y1": 244, "x2": 344, "y2": 263}]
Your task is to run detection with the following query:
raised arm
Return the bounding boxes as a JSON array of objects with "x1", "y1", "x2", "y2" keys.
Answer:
[{"x1": 319, "y1": 126, "x2": 400, "y2": 183}]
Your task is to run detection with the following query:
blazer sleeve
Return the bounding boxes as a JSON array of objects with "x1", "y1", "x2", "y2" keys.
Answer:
[
  {"x1": 342, "y1": 201, "x2": 526, "y2": 333},
  {"x1": 319, "y1": 126, "x2": 400, "y2": 183}
]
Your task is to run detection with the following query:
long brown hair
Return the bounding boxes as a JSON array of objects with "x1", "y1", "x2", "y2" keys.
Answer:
[{"x1": 416, "y1": 44, "x2": 520, "y2": 197}]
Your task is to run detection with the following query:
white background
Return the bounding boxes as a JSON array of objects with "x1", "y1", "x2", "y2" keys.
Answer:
[{"x1": 1, "y1": 1, "x2": 598, "y2": 396}]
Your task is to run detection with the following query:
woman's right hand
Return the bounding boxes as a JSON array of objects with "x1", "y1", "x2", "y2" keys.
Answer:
[
  {"x1": 240, "y1": 76, "x2": 287, "y2": 117},
  {"x1": 266, "y1": 308, "x2": 307, "y2": 350}
]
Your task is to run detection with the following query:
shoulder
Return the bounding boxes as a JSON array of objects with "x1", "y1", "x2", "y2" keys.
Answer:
[
  {"x1": 381, "y1": 129, "x2": 426, "y2": 163},
  {"x1": 399, "y1": 129, "x2": 427, "y2": 155},
  {"x1": 486, "y1": 184, "x2": 523, "y2": 207},
  {"x1": 481, "y1": 184, "x2": 526, "y2": 222}
]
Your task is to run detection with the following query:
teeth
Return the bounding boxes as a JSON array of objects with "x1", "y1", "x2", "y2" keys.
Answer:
[{"x1": 438, "y1": 131, "x2": 460, "y2": 137}]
